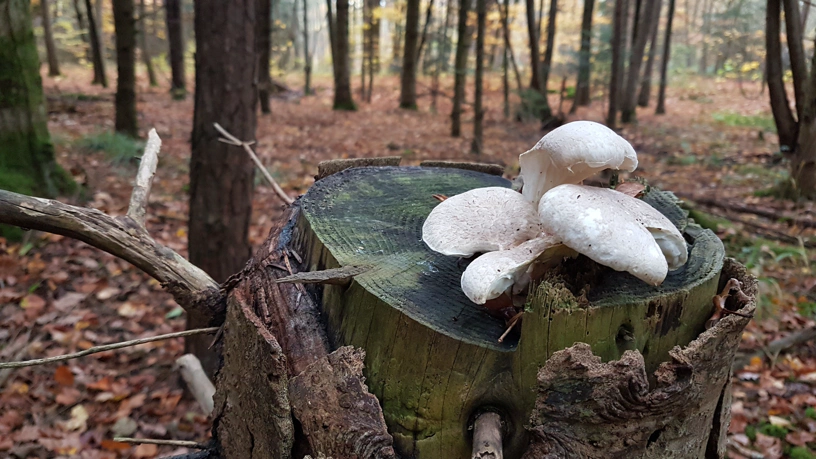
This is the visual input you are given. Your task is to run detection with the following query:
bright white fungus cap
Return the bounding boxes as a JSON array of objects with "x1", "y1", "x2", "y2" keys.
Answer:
[
  {"x1": 422, "y1": 187, "x2": 540, "y2": 257},
  {"x1": 519, "y1": 121, "x2": 638, "y2": 206},
  {"x1": 537, "y1": 184, "x2": 687, "y2": 285}
]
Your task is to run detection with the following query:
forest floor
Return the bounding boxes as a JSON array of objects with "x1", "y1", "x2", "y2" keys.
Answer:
[{"x1": 0, "y1": 67, "x2": 814, "y2": 458}]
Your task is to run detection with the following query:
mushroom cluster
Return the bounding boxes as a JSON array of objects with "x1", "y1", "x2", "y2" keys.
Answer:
[{"x1": 422, "y1": 121, "x2": 688, "y2": 305}]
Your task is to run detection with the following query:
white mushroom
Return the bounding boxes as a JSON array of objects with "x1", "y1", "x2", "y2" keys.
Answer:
[
  {"x1": 537, "y1": 184, "x2": 687, "y2": 285},
  {"x1": 460, "y1": 237, "x2": 557, "y2": 304},
  {"x1": 422, "y1": 187, "x2": 540, "y2": 257},
  {"x1": 519, "y1": 121, "x2": 638, "y2": 206}
]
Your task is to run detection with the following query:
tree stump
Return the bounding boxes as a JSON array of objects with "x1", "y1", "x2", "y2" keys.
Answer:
[{"x1": 291, "y1": 166, "x2": 733, "y2": 458}]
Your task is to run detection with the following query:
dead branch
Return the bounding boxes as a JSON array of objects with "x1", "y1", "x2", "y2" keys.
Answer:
[
  {"x1": 176, "y1": 354, "x2": 215, "y2": 415},
  {"x1": 0, "y1": 327, "x2": 219, "y2": 369},
  {"x1": 677, "y1": 192, "x2": 816, "y2": 228},
  {"x1": 127, "y1": 128, "x2": 161, "y2": 228},
  {"x1": 472, "y1": 411, "x2": 503, "y2": 459},
  {"x1": 113, "y1": 437, "x2": 208, "y2": 449},
  {"x1": 733, "y1": 326, "x2": 816, "y2": 370},
  {"x1": 273, "y1": 265, "x2": 370, "y2": 285},
  {"x1": 0, "y1": 190, "x2": 222, "y2": 319},
  {"x1": 213, "y1": 122, "x2": 294, "y2": 205}
]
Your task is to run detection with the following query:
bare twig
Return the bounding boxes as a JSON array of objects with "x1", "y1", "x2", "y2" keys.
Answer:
[
  {"x1": 727, "y1": 438, "x2": 765, "y2": 459},
  {"x1": 176, "y1": 354, "x2": 215, "y2": 415},
  {"x1": 677, "y1": 192, "x2": 816, "y2": 228},
  {"x1": 113, "y1": 437, "x2": 208, "y2": 449},
  {"x1": 212, "y1": 122, "x2": 294, "y2": 205},
  {"x1": 0, "y1": 328, "x2": 219, "y2": 369},
  {"x1": 498, "y1": 311, "x2": 523, "y2": 343},
  {"x1": 733, "y1": 326, "x2": 816, "y2": 370},
  {"x1": 471, "y1": 411, "x2": 503, "y2": 459},
  {"x1": 127, "y1": 128, "x2": 161, "y2": 228}
]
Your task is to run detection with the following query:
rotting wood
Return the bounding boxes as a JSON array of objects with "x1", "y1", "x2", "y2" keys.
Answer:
[
  {"x1": 419, "y1": 160, "x2": 505, "y2": 176},
  {"x1": 273, "y1": 264, "x2": 371, "y2": 285},
  {"x1": 289, "y1": 346, "x2": 396, "y2": 458},
  {"x1": 317, "y1": 156, "x2": 402, "y2": 180},
  {"x1": 522, "y1": 259, "x2": 755, "y2": 458}
]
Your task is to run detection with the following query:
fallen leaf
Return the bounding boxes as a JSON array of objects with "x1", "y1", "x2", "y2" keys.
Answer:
[
  {"x1": 20, "y1": 294, "x2": 46, "y2": 310},
  {"x1": 55, "y1": 387, "x2": 81, "y2": 405},
  {"x1": 60, "y1": 404, "x2": 89, "y2": 431},
  {"x1": 100, "y1": 439, "x2": 131, "y2": 451},
  {"x1": 768, "y1": 415, "x2": 792, "y2": 428},
  {"x1": 54, "y1": 365, "x2": 75, "y2": 386},
  {"x1": 96, "y1": 287, "x2": 120, "y2": 301},
  {"x1": 111, "y1": 416, "x2": 138, "y2": 437},
  {"x1": 133, "y1": 443, "x2": 158, "y2": 458},
  {"x1": 52, "y1": 292, "x2": 87, "y2": 311},
  {"x1": 786, "y1": 430, "x2": 815, "y2": 446}
]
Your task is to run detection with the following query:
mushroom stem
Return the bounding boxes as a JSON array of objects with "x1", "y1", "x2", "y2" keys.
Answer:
[{"x1": 471, "y1": 411, "x2": 503, "y2": 459}]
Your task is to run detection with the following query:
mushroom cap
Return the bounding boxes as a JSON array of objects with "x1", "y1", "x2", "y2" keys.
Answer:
[
  {"x1": 519, "y1": 121, "x2": 638, "y2": 206},
  {"x1": 460, "y1": 237, "x2": 556, "y2": 304},
  {"x1": 422, "y1": 187, "x2": 541, "y2": 257},
  {"x1": 537, "y1": 184, "x2": 687, "y2": 285}
]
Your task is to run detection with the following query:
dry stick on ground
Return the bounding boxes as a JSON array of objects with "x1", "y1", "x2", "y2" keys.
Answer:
[
  {"x1": 127, "y1": 128, "x2": 161, "y2": 228},
  {"x1": 176, "y1": 354, "x2": 216, "y2": 415},
  {"x1": 113, "y1": 437, "x2": 209, "y2": 449},
  {"x1": 676, "y1": 192, "x2": 816, "y2": 228},
  {"x1": 213, "y1": 122, "x2": 294, "y2": 205},
  {"x1": 0, "y1": 328, "x2": 219, "y2": 369},
  {"x1": 471, "y1": 411, "x2": 503, "y2": 459},
  {"x1": 733, "y1": 326, "x2": 816, "y2": 370}
]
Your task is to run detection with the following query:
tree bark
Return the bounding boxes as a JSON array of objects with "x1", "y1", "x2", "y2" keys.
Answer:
[
  {"x1": 525, "y1": 0, "x2": 542, "y2": 91},
  {"x1": 303, "y1": 0, "x2": 312, "y2": 95},
  {"x1": 655, "y1": 0, "x2": 674, "y2": 114},
  {"x1": 572, "y1": 0, "x2": 595, "y2": 110},
  {"x1": 499, "y1": 0, "x2": 522, "y2": 93},
  {"x1": 257, "y1": 0, "x2": 272, "y2": 113},
  {"x1": 165, "y1": 0, "x2": 185, "y2": 99},
  {"x1": 782, "y1": 0, "x2": 806, "y2": 122},
  {"x1": 41, "y1": 0, "x2": 61, "y2": 76},
  {"x1": 621, "y1": 0, "x2": 659, "y2": 123},
  {"x1": 399, "y1": 0, "x2": 421, "y2": 109},
  {"x1": 699, "y1": 0, "x2": 711, "y2": 74},
  {"x1": 0, "y1": 0, "x2": 74, "y2": 207},
  {"x1": 112, "y1": 0, "x2": 138, "y2": 137},
  {"x1": 470, "y1": 0, "x2": 486, "y2": 154},
  {"x1": 539, "y1": 0, "x2": 557, "y2": 121},
  {"x1": 85, "y1": 0, "x2": 107, "y2": 87},
  {"x1": 139, "y1": 0, "x2": 157, "y2": 87},
  {"x1": 765, "y1": 0, "x2": 798, "y2": 150},
  {"x1": 332, "y1": 0, "x2": 356, "y2": 110},
  {"x1": 450, "y1": 0, "x2": 472, "y2": 136},
  {"x1": 440, "y1": 0, "x2": 454, "y2": 72},
  {"x1": 637, "y1": 0, "x2": 662, "y2": 107},
  {"x1": 189, "y1": 0, "x2": 258, "y2": 376},
  {"x1": 606, "y1": 0, "x2": 628, "y2": 128}
]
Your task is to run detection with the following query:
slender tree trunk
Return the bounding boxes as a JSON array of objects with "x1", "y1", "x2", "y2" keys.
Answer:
[
  {"x1": 189, "y1": 0, "x2": 258, "y2": 377},
  {"x1": 139, "y1": 0, "x2": 157, "y2": 87},
  {"x1": 331, "y1": 0, "x2": 356, "y2": 109},
  {"x1": 440, "y1": 0, "x2": 454, "y2": 71},
  {"x1": 766, "y1": 0, "x2": 798, "y2": 150},
  {"x1": 417, "y1": 0, "x2": 435, "y2": 68},
  {"x1": 525, "y1": 0, "x2": 542, "y2": 91},
  {"x1": 539, "y1": 0, "x2": 556, "y2": 121},
  {"x1": 607, "y1": 0, "x2": 628, "y2": 128},
  {"x1": 95, "y1": 0, "x2": 106, "y2": 62},
  {"x1": 85, "y1": 0, "x2": 107, "y2": 87},
  {"x1": 637, "y1": 0, "x2": 661, "y2": 107},
  {"x1": 699, "y1": 0, "x2": 711, "y2": 74},
  {"x1": 303, "y1": 0, "x2": 312, "y2": 95},
  {"x1": 73, "y1": 0, "x2": 87, "y2": 38},
  {"x1": 361, "y1": 0, "x2": 367, "y2": 98},
  {"x1": 782, "y1": 0, "x2": 806, "y2": 121},
  {"x1": 41, "y1": 0, "x2": 61, "y2": 76},
  {"x1": 471, "y1": 0, "x2": 485, "y2": 154},
  {"x1": 165, "y1": 0, "x2": 186, "y2": 98},
  {"x1": 655, "y1": 0, "x2": 674, "y2": 114},
  {"x1": 112, "y1": 0, "x2": 138, "y2": 137},
  {"x1": 503, "y1": 45, "x2": 509, "y2": 118},
  {"x1": 399, "y1": 0, "x2": 421, "y2": 108},
  {"x1": 620, "y1": 0, "x2": 658, "y2": 123},
  {"x1": 499, "y1": 0, "x2": 522, "y2": 92},
  {"x1": 0, "y1": 0, "x2": 74, "y2": 206},
  {"x1": 257, "y1": 0, "x2": 272, "y2": 113},
  {"x1": 572, "y1": 0, "x2": 595, "y2": 111},
  {"x1": 451, "y1": 0, "x2": 472, "y2": 136}
]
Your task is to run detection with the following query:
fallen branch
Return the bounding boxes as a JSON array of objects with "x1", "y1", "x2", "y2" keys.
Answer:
[
  {"x1": 727, "y1": 438, "x2": 765, "y2": 459},
  {"x1": 113, "y1": 437, "x2": 208, "y2": 449},
  {"x1": 127, "y1": 128, "x2": 161, "y2": 228},
  {"x1": 471, "y1": 411, "x2": 503, "y2": 459},
  {"x1": 176, "y1": 354, "x2": 215, "y2": 415},
  {"x1": 0, "y1": 327, "x2": 219, "y2": 369},
  {"x1": 677, "y1": 193, "x2": 816, "y2": 228},
  {"x1": 733, "y1": 326, "x2": 816, "y2": 370},
  {"x1": 685, "y1": 201, "x2": 814, "y2": 248},
  {"x1": 213, "y1": 122, "x2": 294, "y2": 205}
]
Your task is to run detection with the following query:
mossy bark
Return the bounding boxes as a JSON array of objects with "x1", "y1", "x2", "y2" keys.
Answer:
[
  {"x1": 295, "y1": 166, "x2": 732, "y2": 458},
  {"x1": 0, "y1": 0, "x2": 75, "y2": 215}
]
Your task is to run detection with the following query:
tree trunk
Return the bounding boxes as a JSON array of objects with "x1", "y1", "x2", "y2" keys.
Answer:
[
  {"x1": 73, "y1": 0, "x2": 88, "y2": 39},
  {"x1": 525, "y1": 0, "x2": 542, "y2": 91},
  {"x1": 333, "y1": 0, "x2": 356, "y2": 110},
  {"x1": 499, "y1": 0, "x2": 522, "y2": 93},
  {"x1": 85, "y1": 0, "x2": 107, "y2": 87},
  {"x1": 572, "y1": 0, "x2": 595, "y2": 111},
  {"x1": 470, "y1": 0, "x2": 485, "y2": 154},
  {"x1": 539, "y1": 0, "x2": 557, "y2": 121},
  {"x1": 399, "y1": 0, "x2": 421, "y2": 109},
  {"x1": 450, "y1": 0, "x2": 472, "y2": 137},
  {"x1": 417, "y1": 0, "x2": 435, "y2": 72},
  {"x1": 637, "y1": 0, "x2": 662, "y2": 107},
  {"x1": 189, "y1": 0, "x2": 258, "y2": 376},
  {"x1": 41, "y1": 0, "x2": 61, "y2": 76},
  {"x1": 112, "y1": 0, "x2": 138, "y2": 137},
  {"x1": 0, "y1": 0, "x2": 74, "y2": 211},
  {"x1": 782, "y1": 0, "x2": 806, "y2": 122},
  {"x1": 440, "y1": 0, "x2": 454, "y2": 72},
  {"x1": 138, "y1": 0, "x2": 157, "y2": 87},
  {"x1": 165, "y1": 0, "x2": 185, "y2": 99},
  {"x1": 257, "y1": 0, "x2": 272, "y2": 113},
  {"x1": 621, "y1": 0, "x2": 659, "y2": 123},
  {"x1": 765, "y1": 0, "x2": 798, "y2": 150},
  {"x1": 606, "y1": 0, "x2": 628, "y2": 128},
  {"x1": 699, "y1": 0, "x2": 711, "y2": 74},
  {"x1": 655, "y1": 0, "x2": 674, "y2": 114},
  {"x1": 303, "y1": 0, "x2": 312, "y2": 95}
]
